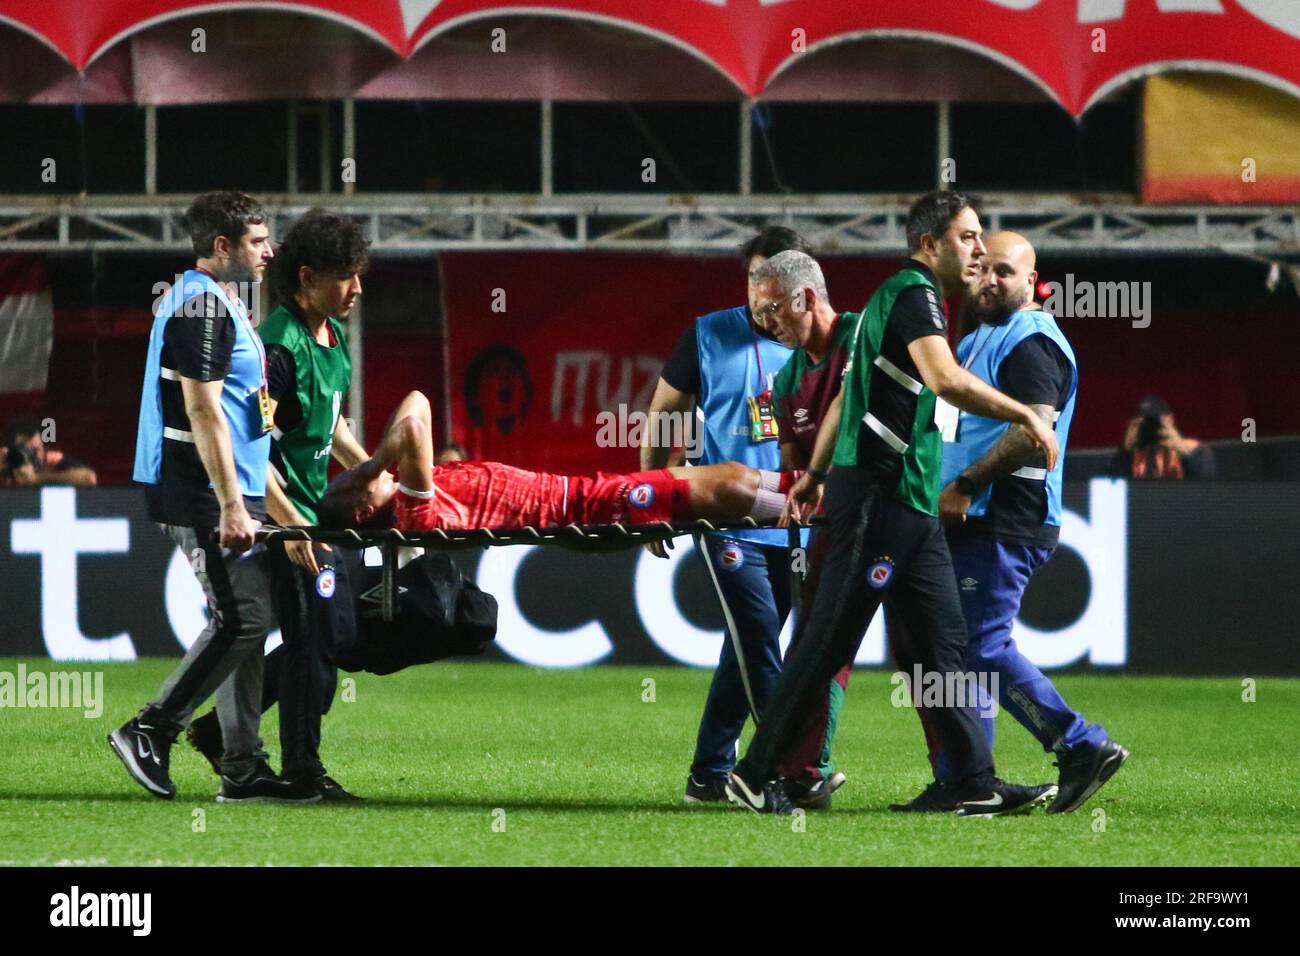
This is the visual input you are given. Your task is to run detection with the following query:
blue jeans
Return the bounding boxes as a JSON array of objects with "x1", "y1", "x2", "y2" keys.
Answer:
[
  {"x1": 690, "y1": 536, "x2": 791, "y2": 782},
  {"x1": 932, "y1": 532, "x2": 1107, "y2": 782}
]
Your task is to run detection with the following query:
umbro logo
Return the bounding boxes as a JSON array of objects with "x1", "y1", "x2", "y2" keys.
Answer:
[
  {"x1": 960, "y1": 577, "x2": 979, "y2": 591},
  {"x1": 359, "y1": 583, "x2": 409, "y2": 606}
]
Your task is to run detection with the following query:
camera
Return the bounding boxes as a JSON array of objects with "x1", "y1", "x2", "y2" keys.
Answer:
[
  {"x1": 1135, "y1": 397, "x2": 1170, "y2": 448},
  {"x1": 4, "y1": 443, "x2": 36, "y2": 472}
]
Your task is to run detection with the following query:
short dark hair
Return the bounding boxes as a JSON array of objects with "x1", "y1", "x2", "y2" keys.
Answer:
[
  {"x1": 906, "y1": 191, "x2": 983, "y2": 254},
  {"x1": 269, "y1": 209, "x2": 371, "y2": 306},
  {"x1": 184, "y1": 191, "x2": 267, "y2": 258},
  {"x1": 742, "y1": 226, "x2": 813, "y2": 262}
]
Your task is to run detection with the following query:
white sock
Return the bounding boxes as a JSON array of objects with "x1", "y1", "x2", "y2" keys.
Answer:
[
  {"x1": 758, "y1": 469, "x2": 781, "y2": 492},
  {"x1": 749, "y1": 488, "x2": 785, "y2": 523}
]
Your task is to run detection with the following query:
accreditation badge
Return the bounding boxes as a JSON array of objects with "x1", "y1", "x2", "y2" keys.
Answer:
[
  {"x1": 933, "y1": 396, "x2": 960, "y2": 442},
  {"x1": 747, "y1": 390, "x2": 779, "y2": 443},
  {"x1": 256, "y1": 384, "x2": 275, "y2": 434}
]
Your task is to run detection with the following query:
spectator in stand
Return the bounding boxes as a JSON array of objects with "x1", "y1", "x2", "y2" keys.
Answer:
[
  {"x1": 1109, "y1": 396, "x2": 1215, "y2": 480},
  {"x1": 0, "y1": 416, "x2": 98, "y2": 487}
]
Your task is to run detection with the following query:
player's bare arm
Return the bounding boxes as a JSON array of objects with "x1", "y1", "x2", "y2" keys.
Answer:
[
  {"x1": 364, "y1": 392, "x2": 434, "y2": 494},
  {"x1": 641, "y1": 378, "x2": 694, "y2": 471},
  {"x1": 908, "y1": 335, "x2": 1058, "y2": 472},
  {"x1": 642, "y1": 377, "x2": 695, "y2": 554},
  {"x1": 938, "y1": 402, "x2": 1057, "y2": 525}
]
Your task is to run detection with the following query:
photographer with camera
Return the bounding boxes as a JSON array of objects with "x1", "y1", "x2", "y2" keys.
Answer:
[
  {"x1": 1108, "y1": 396, "x2": 1215, "y2": 480},
  {"x1": 0, "y1": 416, "x2": 97, "y2": 488}
]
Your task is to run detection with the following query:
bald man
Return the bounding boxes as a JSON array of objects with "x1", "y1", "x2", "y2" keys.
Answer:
[{"x1": 889, "y1": 232, "x2": 1128, "y2": 815}]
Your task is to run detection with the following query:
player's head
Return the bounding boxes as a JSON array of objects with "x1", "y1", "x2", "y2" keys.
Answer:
[
  {"x1": 906, "y1": 191, "x2": 985, "y2": 293},
  {"x1": 750, "y1": 250, "x2": 828, "y2": 349},
  {"x1": 184, "y1": 191, "x2": 272, "y2": 283},
  {"x1": 965, "y1": 231, "x2": 1037, "y2": 325},
  {"x1": 270, "y1": 209, "x2": 369, "y2": 319},
  {"x1": 318, "y1": 466, "x2": 398, "y2": 529},
  {"x1": 742, "y1": 226, "x2": 813, "y2": 322}
]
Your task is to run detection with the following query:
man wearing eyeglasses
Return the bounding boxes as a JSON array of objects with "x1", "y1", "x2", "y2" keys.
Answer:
[{"x1": 642, "y1": 227, "x2": 839, "y2": 808}]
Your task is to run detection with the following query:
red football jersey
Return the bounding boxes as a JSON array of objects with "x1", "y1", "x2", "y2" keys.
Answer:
[{"x1": 394, "y1": 461, "x2": 687, "y2": 531}]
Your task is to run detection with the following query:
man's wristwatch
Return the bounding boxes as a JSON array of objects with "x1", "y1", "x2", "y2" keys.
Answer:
[
  {"x1": 807, "y1": 468, "x2": 829, "y2": 484},
  {"x1": 954, "y1": 474, "x2": 979, "y2": 497}
]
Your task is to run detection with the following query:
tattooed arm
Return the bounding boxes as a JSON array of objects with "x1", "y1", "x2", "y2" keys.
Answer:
[{"x1": 938, "y1": 403, "x2": 1056, "y2": 525}]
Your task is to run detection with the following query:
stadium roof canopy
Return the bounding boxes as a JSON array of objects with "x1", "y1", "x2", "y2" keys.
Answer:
[{"x1": 2, "y1": 0, "x2": 1299, "y2": 113}]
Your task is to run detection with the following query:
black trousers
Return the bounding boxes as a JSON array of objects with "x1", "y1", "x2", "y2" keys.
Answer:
[
  {"x1": 735, "y1": 464, "x2": 995, "y2": 787},
  {"x1": 265, "y1": 541, "x2": 355, "y2": 781}
]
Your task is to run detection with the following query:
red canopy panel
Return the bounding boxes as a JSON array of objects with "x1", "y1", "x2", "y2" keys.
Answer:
[{"x1": 0, "y1": 1, "x2": 1298, "y2": 113}]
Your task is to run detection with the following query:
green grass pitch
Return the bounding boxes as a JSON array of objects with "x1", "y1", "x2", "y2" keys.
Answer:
[{"x1": 1, "y1": 658, "x2": 1297, "y2": 866}]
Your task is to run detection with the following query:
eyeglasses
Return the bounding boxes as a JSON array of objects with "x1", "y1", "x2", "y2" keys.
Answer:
[{"x1": 752, "y1": 293, "x2": 794, "y2": 325}]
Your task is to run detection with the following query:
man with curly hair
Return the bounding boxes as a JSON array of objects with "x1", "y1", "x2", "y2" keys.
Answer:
[{"x1": 186, "y1": 210, "x2": 370, "y2": 801}]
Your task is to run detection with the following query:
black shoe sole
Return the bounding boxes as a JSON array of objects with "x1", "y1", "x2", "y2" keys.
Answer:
[
  {"x1": 1049, "y1": 745, "x2": 1130, "y2": 814},
  {"x1": 107, "y1": 730, "x2": 175, "y2": 800}
]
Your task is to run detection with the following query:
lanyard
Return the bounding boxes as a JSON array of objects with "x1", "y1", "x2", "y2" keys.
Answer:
[
  {"x1": 749, "y1": 326, "x2": 771, "y2": 398},
  {"x1": 961, "y1": 324, "x2": 996, "y2": 372}
]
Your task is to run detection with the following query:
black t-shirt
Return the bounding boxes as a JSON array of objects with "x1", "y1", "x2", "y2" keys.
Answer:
[
  {"x1": 965, "y1": 332, "x2": 1073, "y2": 547},
  {"x1": 661, "y1": 322, "x2": 701, "y2": 397},
  {"x1": 659, "y1": 313, "x2": 783, "y2": 399},
  {"x1": 145, "y1": 292, "x2": 267, "y2": 527},
  {"x1": 856, "y1": 271, "x2": 948, "y2": 483}
]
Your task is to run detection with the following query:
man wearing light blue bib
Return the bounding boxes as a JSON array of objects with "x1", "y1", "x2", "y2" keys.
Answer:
[
  {"x1": 643, "y1": 227, "x2": 826, "y2": 806},
  {"x1": 892, "y1": 232, "x2": 1127, "y2": 815},
  {"x1": 109, "y1": 192, "x2": 318, "y2": 804}
]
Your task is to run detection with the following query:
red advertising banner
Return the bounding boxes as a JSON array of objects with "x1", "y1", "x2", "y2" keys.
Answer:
[
  {"x1": 4, "y1": 1, "x2": 1298, "y2": 115},
  {"x1": 439, "y1": 252, "x2": 896, "y2": 476},
  {"x1": 441, "y1": 252, "x2": 723, "y2": 475}
]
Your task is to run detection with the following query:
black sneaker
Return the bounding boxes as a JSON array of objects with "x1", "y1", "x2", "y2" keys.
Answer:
[
  {"x1": 216, "y1": 762, "x2": 322, "y2": 804},
  {"x1": 784, "y1": 770, "x2": 848, "y2": 811},
  {"x1": 185, "y1": 711, "x2": 223, "y2": 776},
  {"x1": 725, "y1": 771, "x2": 796, "y2": 816},
  {"x1": 107, "y1": 712, "x2": 177, "y2": 800},
  {"x1": 889, "y1": 780, "x2": 959, "y2": 813},
  {"x1": 954, "y1": 777, "x2": 1058, "y2": 818},
  {"x1": 684, "y1": 774, "x2": 729, "y2": 804},
  {"x1": 316, "y1": 775, "x2": 363, "y2": 803},
  {"x1": 1049, "y1": 739, "x2": 1130, "y2": 814}
]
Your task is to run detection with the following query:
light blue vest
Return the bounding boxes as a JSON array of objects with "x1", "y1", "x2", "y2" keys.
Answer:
[
  {"x1": 941, "y1": 309, "x2": 1077, "y2": 526},
  {"x1": 696, "y1": 305, "x2": 793, "y2": 546},
  {"x1": 134, "y1": 269, "x2": 271, "y2": 498}
]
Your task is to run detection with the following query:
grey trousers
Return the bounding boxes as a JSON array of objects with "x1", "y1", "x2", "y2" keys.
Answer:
[{"x1": 151, "y1": 524, "x2": 274, "y2": 779}]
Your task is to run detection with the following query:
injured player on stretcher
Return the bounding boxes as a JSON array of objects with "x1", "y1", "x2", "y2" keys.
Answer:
[{"x1": 318, "y1": 391, "x2": 796, "y2": 532}]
